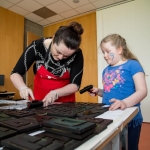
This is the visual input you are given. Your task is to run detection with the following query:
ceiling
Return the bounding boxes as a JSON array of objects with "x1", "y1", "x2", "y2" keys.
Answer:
[{"x1": 0, "y1": 0, "x2": 131, "y2": 27}]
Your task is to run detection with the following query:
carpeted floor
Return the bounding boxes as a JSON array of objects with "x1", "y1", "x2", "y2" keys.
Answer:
[{"x1": 139, "y1": 123, "x2": 150, "y2": 150}]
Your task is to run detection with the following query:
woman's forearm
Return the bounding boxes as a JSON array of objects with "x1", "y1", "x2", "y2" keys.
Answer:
[
  {"x1": 10, "y1": 73, "x2": 27, "y2": 90},
  {"x1": 54, "y1": 83, "x2": 78, "y2": 98}
]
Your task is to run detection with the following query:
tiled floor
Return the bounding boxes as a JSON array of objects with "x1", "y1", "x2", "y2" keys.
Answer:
[{"x1": 139, "y1": 123, "x2": 150, "y2": 150}]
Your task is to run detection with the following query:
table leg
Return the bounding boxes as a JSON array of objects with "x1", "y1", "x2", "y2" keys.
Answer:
[
  {"x1": 102, "y1": 133, "x2": 120, "y2": 150},
  {"x1": 121, "y1": 126, "x2": 128, "y2": 150}
]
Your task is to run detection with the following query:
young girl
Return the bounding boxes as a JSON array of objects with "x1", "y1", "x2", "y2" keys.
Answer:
[{"x1": 89, "y1": 34, "x2": 147, "y2": 150}]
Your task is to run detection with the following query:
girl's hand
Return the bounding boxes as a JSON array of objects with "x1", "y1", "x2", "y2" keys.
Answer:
[
  {"x1": 109, "y1": 98, "x2": 127, "y2": 110},
  {"x1": 88, "y1": 87, "x2": 99, "y2": 97},
  {"x1": 43, "y1": 90, "x2": 58, "y2": 106}
]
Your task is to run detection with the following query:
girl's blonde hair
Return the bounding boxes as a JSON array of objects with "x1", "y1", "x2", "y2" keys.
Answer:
[{"x1": 100, "y1": 34, "x2": 138, "y2": 61}]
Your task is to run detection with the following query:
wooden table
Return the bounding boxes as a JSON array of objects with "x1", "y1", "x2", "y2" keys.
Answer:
[
  {"x1": 0, "y1": 101, "x2": 138, "y2": 150},
  {"x1": 75, "y1": 107, "x2": 138, "y2": 150},
  {"x1": 0, "y1": 92, "x2": 15, "y2": 100}
]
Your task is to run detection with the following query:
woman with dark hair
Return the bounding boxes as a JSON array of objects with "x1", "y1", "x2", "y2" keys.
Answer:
[{"x1": 10, "y1": 22, "x2": 84, "y2": 106}]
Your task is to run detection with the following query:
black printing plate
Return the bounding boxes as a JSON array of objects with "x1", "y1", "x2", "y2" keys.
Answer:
[
  {"x1": 43, "y1": 117, "x2": 96, "y2": 134},
  {"x1": 0, "y1": 118, "x2": 40, "y2": 133}
]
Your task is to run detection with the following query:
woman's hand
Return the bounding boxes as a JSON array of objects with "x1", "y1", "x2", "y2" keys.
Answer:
[
  {"x1": 109, "y1": 99, "x2": 127, "y2": 110},
  {"x1": 43, "y1": 90, "x2": 58, "y2": 106},
  {"x1": 19, "y1": 87, "x2": 35, "y2": 100}
]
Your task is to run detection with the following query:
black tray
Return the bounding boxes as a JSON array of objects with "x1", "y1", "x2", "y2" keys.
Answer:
[
  {"x1": 47, "y1": 110, "x2": 77, "y2": 118},
  {"x1": 0, "y1": 114, "x2": 14, "y2": 122},
  {"x1": 0, "y1": 126, "x2": 17, "y2": 141},
  {"x1": 77, "y1": 116, "x2": 108, "y2": 134},
  {"x1": 0, "y1": 118, "x2": 40, "y2": 133},
  {"x1": 1, "y1": 133, "x2": 64, "y2": 150},
  {"x1": 44, "y1": 126, "x2": 95, "y2": 139},
  {"x1": 26, "y1": 115, "x2": 57, "y2": 127},
  {"x1": 4, "y1": 110, "x2": 35, "y2": 118},
  {"x1": 43, "y1": 117, "x2": 96, "y2": 134}
]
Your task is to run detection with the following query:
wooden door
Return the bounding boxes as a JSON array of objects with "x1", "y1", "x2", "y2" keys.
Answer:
[{"x1": 26, "y1": 32, "x2": 40, "y2": 91}]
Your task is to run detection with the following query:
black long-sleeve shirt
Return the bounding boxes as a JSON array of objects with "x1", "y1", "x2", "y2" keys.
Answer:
[{"x1": 11, "y1": 37, "x2": 84, "y2": 88}]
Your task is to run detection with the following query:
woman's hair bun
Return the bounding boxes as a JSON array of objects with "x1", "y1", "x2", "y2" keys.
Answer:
[{"x1": 68, "y1": 22, "x2": 84, "y2": 35}]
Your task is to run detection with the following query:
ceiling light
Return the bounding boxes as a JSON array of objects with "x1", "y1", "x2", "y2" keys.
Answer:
[{"x1": 73, "y1": 0, "x2": 79, "y2": 3}]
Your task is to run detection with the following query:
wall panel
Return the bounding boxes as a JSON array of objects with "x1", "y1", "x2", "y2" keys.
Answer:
[
  {"x1": 0, "y1": 6, "x2": 24, "y2": 98},
  {"x1": 0, "y1": 7, "x2": 7, "y2": 34}
]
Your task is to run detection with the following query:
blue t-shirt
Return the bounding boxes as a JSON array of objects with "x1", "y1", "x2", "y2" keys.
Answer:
[{"x1": 102, "y1": 60, "x2": 144, "y2": 126}]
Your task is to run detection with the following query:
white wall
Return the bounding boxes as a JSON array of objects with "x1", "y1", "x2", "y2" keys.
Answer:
[{"x1": 96, "y1": 0, "x2": 150, "y2": 122}]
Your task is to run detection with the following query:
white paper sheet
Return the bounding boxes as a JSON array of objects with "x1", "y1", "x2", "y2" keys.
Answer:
[
  {"x1": 29, "y1": 130, "x2": 45, "y2": 136},
  {"x1": 0, "y1": 100, "x2": 29, "y2": 110},
  {"x1": 96, "y1": 114, "x2": 119, "y2": 120}
]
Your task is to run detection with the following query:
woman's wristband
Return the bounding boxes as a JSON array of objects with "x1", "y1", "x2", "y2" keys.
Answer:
[
  {"x1": 51, "y1": 90, "x2": 58, "y2": 100},
  {"x1": 19, "y1": 86, "x2": 28, "y2": 91}
]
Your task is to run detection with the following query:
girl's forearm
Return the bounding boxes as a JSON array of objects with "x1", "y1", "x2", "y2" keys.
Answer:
[
  {"x1": 97, "y1": 88, "x2": 103, "y2": 97},
  {"x1": 123, "y1": 89, "x2": 147, "y2": 107}
]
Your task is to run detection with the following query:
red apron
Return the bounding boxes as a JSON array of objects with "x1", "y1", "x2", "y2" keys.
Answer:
[{"x1": 33, "y1": 65, "x2": 75, "y2": 102}]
